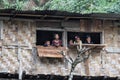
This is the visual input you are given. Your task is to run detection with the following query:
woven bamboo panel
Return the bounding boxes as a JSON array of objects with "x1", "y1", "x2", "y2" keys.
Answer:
[
  {"x1": 101, "y1": 53, "x2": 120, "y2": 77},
  {"x1": 3, "y1": 21, "x2": 36, "y2": 48},
  {"x1": 20, "y1": 49, "x2": 33, "y2": 74},
  {"x1": 0, "y1": 21, "x2": 35, "y2": 74},
  {"x1": 17, "y1": 21, "x2": 35, "y2": 48},
  {"x1": 0, "y1": 48, "x2": 18, "y2": 73}
]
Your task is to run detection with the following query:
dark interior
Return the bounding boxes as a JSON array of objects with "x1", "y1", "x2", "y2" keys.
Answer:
[
  {"x1": 67, "y1": 32, "x2": 101, "y2": 44},
  {"x1": 36, "y1": 30, "x2": 102, "y2": 46},
  {"x1": 36, "y1": 30, "x2": 62, "y2": 45}
]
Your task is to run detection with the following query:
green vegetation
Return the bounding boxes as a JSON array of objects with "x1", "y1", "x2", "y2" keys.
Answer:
[
  {"x1": 0, "y1": 0, "x2": 120, "y2": 14},
  {"x1": 0, "y1": 0, "x2": 29, "y2": 10}
]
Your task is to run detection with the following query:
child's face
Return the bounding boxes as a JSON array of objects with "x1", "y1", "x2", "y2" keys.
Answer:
[
  {"x1": 55, "y1": 34, "x2": 59, "y2": 39},
  {"x1": 75, "y1": 36, "x2": 80, "y2": 41},
  {"x1": 46, "y1": 41, "x2": 50, "y2": 45},
  {"x1": 70, "y1": 40, "x2": 73, "y2": 42},
  {"x1": 76, "y1": 37, "x2": 80, "y2": 41},
  {"x1": 87, "y1": 37, "x2": 91, "y2": 41},
  {"x1": 69, "y1": 40, "x2": 73, "y2": 43}
]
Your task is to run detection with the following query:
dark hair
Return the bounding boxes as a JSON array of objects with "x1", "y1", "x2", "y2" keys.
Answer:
[
  {"x1": 86, "y1": 35, "x2": 91, "y2": 38},
  {"x1": 75, "y1": 36, "x2": 80, "y2": 39},
  {"x1": 54, "y1": 34, "x2": 59, "y2": 36}
]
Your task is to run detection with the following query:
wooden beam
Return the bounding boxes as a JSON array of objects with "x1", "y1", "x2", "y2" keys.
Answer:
[
  {"x1": 35, "y1": 19, "x2": 62, "y2": 22},
  {"x1": 36, "y1": 27, "x2": 64, "y2": 31},
  {"x1": 40, "y1": 15, "x2": 48, "y2": 20},
  {"x1": 84, "y1": 58, "x2": 89, "y2": 75},
  {"x1": 64, "y1": 17, "x2": 70, "y2": 21}
]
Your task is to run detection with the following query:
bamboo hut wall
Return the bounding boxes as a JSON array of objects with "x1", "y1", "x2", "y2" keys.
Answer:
[
  {"x1": 0, "y1": 19, "x2": 119, "y2": 77},
  {"x1": 0, "y1": 20, "x2": 36, "y2": 74}
]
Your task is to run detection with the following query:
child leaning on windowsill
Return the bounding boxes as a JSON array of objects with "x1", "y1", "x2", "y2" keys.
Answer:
[
  {"x1": 52, "y1": 34, "x2": 62, "y2": 47},
  {"x1": 44, "y1": 41, "x2": 51, "y2": 47},
  {"x1": 74, "y1": 36, "x2": 82, "y2": 51}
]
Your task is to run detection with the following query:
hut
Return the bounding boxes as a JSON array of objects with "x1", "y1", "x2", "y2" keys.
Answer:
[{"x1": 0, "y1": 9, "x2": 120, "y2": 80}]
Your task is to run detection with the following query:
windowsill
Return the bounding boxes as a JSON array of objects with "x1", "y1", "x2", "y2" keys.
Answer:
[
  {"x1": 69, "y1": 44, "x2": 106, "y2": 49},
  {"x1": 36, "y1": 44, "x2": 106, "y2": 58},
  {"x1": 36, "y1": 46, "x2": 67, "y2": 58},
  {"x1": 82, "y1": 44, "x2": 106, "y2": 47}
]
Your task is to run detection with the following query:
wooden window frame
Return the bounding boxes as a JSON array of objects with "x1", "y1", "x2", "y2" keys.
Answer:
[
  {"x1": 36, "y1": 27, "x2": 103, "y2": 47},
  {"x1": 66, "y1": 30, "x2": 103, "y2": 46},
  {"x1": 36, "y1": 28, "x2": 67, "y2": 47}
]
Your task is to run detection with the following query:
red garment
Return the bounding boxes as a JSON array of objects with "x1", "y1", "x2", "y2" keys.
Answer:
[{"x1": 52, "y1": 40, "x2": 62, "y2": 47}]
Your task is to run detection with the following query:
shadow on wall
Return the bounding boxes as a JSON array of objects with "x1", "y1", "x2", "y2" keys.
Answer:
[
  {"x1": 40, "y1": 57, "x2": 64, "y2": 64},
  {"x1": 0, "y1": 73, "x2": 119, "y2": 80}
]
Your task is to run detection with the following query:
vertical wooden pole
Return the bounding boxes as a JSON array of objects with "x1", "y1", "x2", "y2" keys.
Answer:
[
  {"x1": 0, "y1": 21, "x2": 3, "y2": 56},
  {"x1": 102, "y1": 20, "x2": 105, "y2": 44},
  {"x1": 62, "y1": 30, "x2": 67, "y2": 47},
  {"x1": 84, "y1": 59, "x2": 89, "y2": 76},
  {"x1": 62, "y1": 30, "x2": 68, "y2": 68},
  {"x1": 84, "y1": 51, "x2": 90, "y2": 76},
  {"x1": 0, "y1": 20, "x2": 3, "y2": 39},
  {"x1": 18, "y1": 45, "x2": 23, "y2": 80}
]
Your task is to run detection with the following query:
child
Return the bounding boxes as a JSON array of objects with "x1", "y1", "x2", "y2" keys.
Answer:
[
  {"x1": 74, "y1": 36, "x2": 82, "y2": 51},
  {"x1": 69, "y1": 40, "x2": 74, "y2": 46},
  {"x1": 52, "y1": 34, "x2": 62, "y2": 47},
  {"x1": 44, "y1": 41, "x2": 51, "y2": 47},
  {"x1": 85, "y1": 36, "x2": 93, "y2": 44}
]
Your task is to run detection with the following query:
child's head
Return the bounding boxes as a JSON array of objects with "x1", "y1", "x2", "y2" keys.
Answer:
[
  {"x1": 69, "y1": 40, "x2": 74, "y2": 45},
  {"x1": 46, "y1": 41, "x2": 50, "y2": 45},
  {"x1": 69, "y1": 40, "x2": 73, "y2": 42},
  {"x1": 69, "y1": 40, "x2": 73, "y2": 44},
  {"x1": 54, "y1": 34, "x2": 59, "y2": 40},
  {"x1": 75, "y1": 36, "x2": 80, "y2": 41},
  {"x1": 86, "y1": 36, "x2": 91, "y2": 41}
]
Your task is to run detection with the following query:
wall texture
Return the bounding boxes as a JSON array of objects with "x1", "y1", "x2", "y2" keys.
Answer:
[{"x1": 0, "y1": 20, "x2": 120, "y2": 77}]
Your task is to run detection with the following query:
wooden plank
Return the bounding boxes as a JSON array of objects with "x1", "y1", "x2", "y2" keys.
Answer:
[
  {"x1": 82, "y1": 44, "x2": 106, "y2": 47},
  {"x1": 37, "y1": 46, "x2": 67, "y2": 58},
  {"x1": 80, "y1": 20, "x2": 85, "y2": 31},
  {"x1": 36, "y1": 27, "x2": 64, "y2": 31},
  {"x1": 85, "y1": 20, "x2": 92, "y2": 32},
  {"x1": 69, "y1": 44, "x2": 106, "y2": 52},
  {"x1": 84, "y1": 59, "x2": 89, "y2": 75},
  {"x1": 70, "y1": 44, "x2": 106, "y2": 48}
]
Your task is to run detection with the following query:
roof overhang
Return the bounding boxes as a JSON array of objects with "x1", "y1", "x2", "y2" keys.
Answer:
[{"x1": 0, "y1": 9, "x2": 120, "y2": 21}]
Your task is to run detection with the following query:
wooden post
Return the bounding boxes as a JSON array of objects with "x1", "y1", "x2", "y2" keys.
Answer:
[
  {"x1": 0, "y1": 21, "x2": 3, "y2": 56},
  {"x1": 18, "y1": 45, "x2": 23, "y2": 80},
  {"x1": 102, "y1": 20, "x2": 105, "y2": 44},
  {"x1": 62, "y1": 31, "x2": 66, "y2": 47},
  {"x1": 0, "y1": 20, "x2": 3, "y2": 39},
  {"x1": 84, "y1": 59, "x2": 89, "y2": 75}
]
